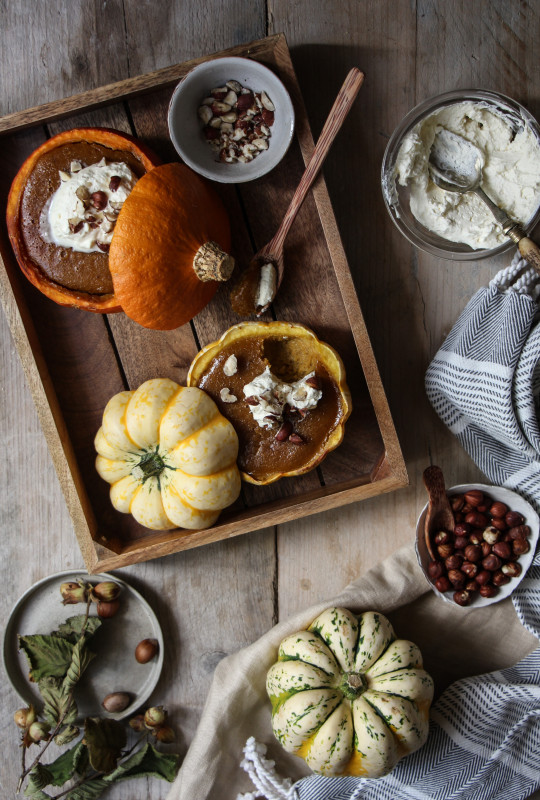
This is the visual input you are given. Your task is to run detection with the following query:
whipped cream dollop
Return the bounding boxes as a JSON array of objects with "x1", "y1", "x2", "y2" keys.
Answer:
[
  {"x1": 394, "y1": 101, "x2": 540, "y2": 249},
  {"x1": 40, "y1": 158, "x2": 137, "y2": 253},
  {"x1": 243, "y1": 366, "x2": 322, "y2": 430}
]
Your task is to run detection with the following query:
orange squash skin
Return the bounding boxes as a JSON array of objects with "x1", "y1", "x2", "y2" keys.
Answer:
[
  {"x1": 108, "y1": 163, "x2": 232, "y2": 330},
  {"x1": 6, "y1": 127, "x2": 160, "y2": 313}
]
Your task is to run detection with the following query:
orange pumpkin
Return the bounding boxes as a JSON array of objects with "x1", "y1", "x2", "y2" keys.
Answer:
[
  {"x1": 6, "y1": 127, "x2": 160, "y2": 313},
  {"x1": 108, "y1": 163, "x2": 235, "y2": 330}
]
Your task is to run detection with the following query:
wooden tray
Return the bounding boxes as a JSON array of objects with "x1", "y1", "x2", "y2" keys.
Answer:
[{"x1": 0, "y1": 34, "x2": 407, "y2": 572}]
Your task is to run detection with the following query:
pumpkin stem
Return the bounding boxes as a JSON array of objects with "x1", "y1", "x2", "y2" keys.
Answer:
[
  {"x1": 134, "y1": 447, "x2": 173, "y2": 484},
  {"x1": 339, "y1": 671, "x2": 368, "y2": 700},
  {"x1": 193, "y1": 241, "x2": 235, "y2": 283}
]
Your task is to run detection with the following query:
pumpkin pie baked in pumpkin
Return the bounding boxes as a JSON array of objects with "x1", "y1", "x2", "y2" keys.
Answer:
[
  {"x1": 187, "y1": 321, "x2": 352, "y2": 484},
  {"x1": 6, "y1": 127, "x2": 160, "y2": 312},
  {"x1": 7, "y1": 132, "x2": 235, "y2": 328}
]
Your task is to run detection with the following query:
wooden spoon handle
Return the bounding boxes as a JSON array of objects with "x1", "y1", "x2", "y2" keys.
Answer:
[
  {"x1": 518, "y1": 236, "x2": 540, "y2": 273},
  {"x1": 270, "y1": 67, "x2": 364, "y2": 251},
  {"x1": 423, "y1": 465, "x2": 447, "y2": 506}
]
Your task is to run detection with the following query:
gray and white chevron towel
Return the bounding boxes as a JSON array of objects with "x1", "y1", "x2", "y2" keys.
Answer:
[{"x1": 235, "y1": 254, "x2": 540, "y2": 800}]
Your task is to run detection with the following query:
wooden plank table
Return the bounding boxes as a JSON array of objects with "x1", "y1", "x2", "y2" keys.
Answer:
[{"x1": 1, "y1": 2, "x2": 539, "y2": 797}]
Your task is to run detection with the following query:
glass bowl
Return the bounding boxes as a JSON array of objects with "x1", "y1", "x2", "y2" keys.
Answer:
[{"x1": 381, "y1": 89, "x2": 540, "y2": 260}]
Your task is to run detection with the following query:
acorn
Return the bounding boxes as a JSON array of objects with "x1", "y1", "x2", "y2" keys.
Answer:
[{"x1": 129, "y1": 714, "x2": 146, "y2": 732}]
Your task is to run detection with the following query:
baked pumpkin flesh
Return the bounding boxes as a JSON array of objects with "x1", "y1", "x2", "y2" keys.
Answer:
[
  {"x1": 194, "y1": 334, "x2": 344, "y2": 482},
  {"x1": 19, "y1": 141, "x2": 147, "y2": 295}
]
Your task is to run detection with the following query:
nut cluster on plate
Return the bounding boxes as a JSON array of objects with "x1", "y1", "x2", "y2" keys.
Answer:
[
  {"x1": 427, "y1": 488, "x2": 531, "y2": 606},
  {"x1": 198, "y1": 80, "x2": 274, "y2": 163}
]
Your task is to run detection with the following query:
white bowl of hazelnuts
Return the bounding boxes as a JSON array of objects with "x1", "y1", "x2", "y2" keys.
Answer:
[{"x1": 416, "y1": 484, "x2": 539, "y2": 607}]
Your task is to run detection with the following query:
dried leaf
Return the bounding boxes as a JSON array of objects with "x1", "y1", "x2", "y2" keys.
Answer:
[
  {"x1": 84, "y1": 717, "x2": 126, "y2": 774},
  {"x1": 62, "y1": 639, "x2": 96, "y2": 695},
  {"x1": 19, "y1": 635, "x2": 75, "y2": 682},
  {"x1": 62, "y1": 778, "x2": 109, "y2": 799},
  {"x1": 23, "y1": 764, "x2": 52, "y2": 797},
  {"x1": 105, "y1": 742, "x2": 180, "y2": 783},
  {"x1": 39, "y1": 676, "x2": 77, "y2": 727},
  {"x1": 54, "y1": 616, "x2": 101, "y2": 643}
]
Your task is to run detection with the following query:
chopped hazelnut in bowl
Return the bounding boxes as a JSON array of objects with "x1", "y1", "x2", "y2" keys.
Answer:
[
  {"x1": 416, "y1": 483, "x2": 539, "y2": 607},
  {"x1": 168, "y1": 57, "x2": 295, "y2": 183}
]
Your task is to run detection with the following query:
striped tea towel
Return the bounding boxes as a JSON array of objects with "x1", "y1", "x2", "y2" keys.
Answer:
[{"x1": 237, "y1": 253, "x2": 540, "y2": 800}]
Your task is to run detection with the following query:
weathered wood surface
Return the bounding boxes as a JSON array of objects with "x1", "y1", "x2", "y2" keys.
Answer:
[{"x1": 1, "y1": 1, "x2": 539, "y2": 798}]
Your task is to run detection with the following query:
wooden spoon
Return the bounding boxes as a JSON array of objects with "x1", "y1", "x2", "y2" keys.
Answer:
[
  {"x1": 423, "y1": 465, "x2": 455, "y2": 561},
  {"x1": 230, "y1": 67, "x2": 365, "y2": 316}
]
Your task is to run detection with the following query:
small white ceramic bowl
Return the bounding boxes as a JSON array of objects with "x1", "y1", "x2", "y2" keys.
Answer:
[
  {"x1": 168, "y1": 56, "x2": 295, "y2": 184},
  {"x1": 416, "y1": 483, "x2": 539, "y2": 608}
]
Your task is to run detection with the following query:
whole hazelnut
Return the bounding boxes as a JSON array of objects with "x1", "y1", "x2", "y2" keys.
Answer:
[
  {"x1": 513, "y1": 538, "x2": 530, "y2": 556},
  {"x1": 135, "y1": 638, "x2": 159, "y2": 664},
  {"x1": 492, "y1": 570, "x2": 510, "y2": 587},
  {"x1": 479, "y1": 584, "x2": 498, "y2": 598},
  {"x1": 102, "y1": 692, "x2": 131, "y2": 713},
  {"x1": 469, "y1": 532, "x2": 483, "y2": 546},
  {"x1": 464, "y1": 490, "x2": 484, "y2": 507},
  {"x1": 466, "y1": 579, "x2": 480, "y2": 592},
  {"x1": 454, "y1": 523, "x2": 471, "y2": 537},
  {"x1": 465, "y1": 512, "x2": 489, "y2": 528},
  {"x1": 427, "y1": 561, "x2": 444, "y2": 581},
  {"x1": 448, "y1": 569, "x2": 466, "y2": 589},
  {"x1": 482, "y1": 554, "x2": 502, "y2": 572},
  {"x1": 93, "y1": 581, "x2": 121, "y2": 602},
  {"x1": 437, "y1": 543, "x2": 454, "y2": 559},
  {"x1": 450, "y1": 494, "x2": 465, "y2": 512},
  {"x1": 492, "y1": 541, "x2": 511, "y2": 560},
  {"x1": 501, "y1": 561, "x2": 522, "y2": 577},
  {"x1": 97, "y1": 599, "x2": 120, "y2": 618},
  {"x1": 481, "y1": 542, "x2": 492, "y2": 557},
  {"x1": 464, "y1": 544, "x2": 482, "y2": 562},
  {"x1": 454, "y1": 536, "x2": 469, "y2": 550},
  {"x1": 453, "y1": 590, "x2": 471, "y2": 606},
  {"x1": 490, "y1": 501, "x2": 508, "y2": 518},
  {"x1": 435, "y1": 576, "x2": 452, "y2": 593},
  {"x1": 482, "y1": 527, "x2": 500, "y2": 545},
  {"x1": 445, "y1": 554, "x2": 464, "y2": 571},
  {"x1": 508, "y1": 525, "x2": 531, "y2": 540},
  {"x1": 505, "y1": 511, "x2": 524, "y2": 528},
  {"x1": 434, "y1": 530, "x2": 452, "y2": 546},
  {"x1": 461, "y1": 561, "x2": 478, "y2": 579},
  {"x1": 476, "y1": 570, "x2": 492, "y2": 586},
  {"x1": 490, "y1": 517, "x2": 508, "y2": 531}
]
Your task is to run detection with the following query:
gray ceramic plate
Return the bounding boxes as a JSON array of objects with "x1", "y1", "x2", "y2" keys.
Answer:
[{"x1": 3, "y1": 571, "x2": 164, "y2": 721}]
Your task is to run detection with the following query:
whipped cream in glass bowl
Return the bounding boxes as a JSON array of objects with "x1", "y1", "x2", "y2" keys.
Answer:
[{"x1": 381, "y1": 90, "x2": 540, "y2": 260}]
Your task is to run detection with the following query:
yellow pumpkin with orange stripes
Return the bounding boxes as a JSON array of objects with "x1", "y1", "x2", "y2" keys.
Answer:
[
  {"x1": 266, "y1": 608, "x2": 433, "y2": 778},
  {"x1": 94, "y1": 378, "x2": 240, "y2": 530}
]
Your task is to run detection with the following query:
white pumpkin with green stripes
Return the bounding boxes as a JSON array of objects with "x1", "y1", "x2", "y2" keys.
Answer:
[{"x1": 266, "y1": 608, "x2": 434, "y2": 778}]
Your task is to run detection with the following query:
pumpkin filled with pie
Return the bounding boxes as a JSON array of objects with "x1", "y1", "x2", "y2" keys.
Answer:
[
  {"x1": 187, "y1": 321, "x2": 352, "y2": 484},
  {"x1": 6, "y1": 127, "x2": 160, "y2": 312},
  {"x1": 7, "y1": 129, "x2": 235, "y2": 327}
]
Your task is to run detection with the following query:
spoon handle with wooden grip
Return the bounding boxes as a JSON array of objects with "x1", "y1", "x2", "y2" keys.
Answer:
[
  {"x1": 270, "y1": 67, "x2": 365, "y2": 252},
  {"x1": 475, "y1": 187, "x2": 540, "y2": 274},
  {"x1": 507, "y1": 226, "x2": 540, "y2": 274}
]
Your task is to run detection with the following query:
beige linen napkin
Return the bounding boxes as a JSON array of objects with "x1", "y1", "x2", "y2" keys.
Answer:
[{"x1": 166, "y1": 544, "x2": 538, "y2": 800}]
